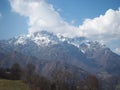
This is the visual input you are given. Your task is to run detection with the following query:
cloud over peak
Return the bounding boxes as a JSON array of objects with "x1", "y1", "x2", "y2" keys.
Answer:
[
  {"x1": 9, "y1": 0, "x2": 80, "y2": 37},
  {"x1": 79, "y1": 8, "x2": 120, "y2": 42},
  {"x1": 9, "y1": 0, "x2": 120, "y2": 47},
  {"x1": 115, "y1": 48, "x2": 120, "y2": 54}
]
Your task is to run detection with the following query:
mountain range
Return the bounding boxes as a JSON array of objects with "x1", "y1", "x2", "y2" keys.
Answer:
[{"x1": 0, "y1": 31, "x2": 120, "y2": 89}]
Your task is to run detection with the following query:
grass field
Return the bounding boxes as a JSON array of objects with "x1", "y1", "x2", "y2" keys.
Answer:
[{"x1": 0, "y1": 79, "x2": 30, "y2": 90}]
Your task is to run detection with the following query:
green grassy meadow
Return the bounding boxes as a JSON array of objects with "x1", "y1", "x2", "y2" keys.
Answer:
[{"x1": 0, "y1": 79, "x2": 30, "y2": 90}]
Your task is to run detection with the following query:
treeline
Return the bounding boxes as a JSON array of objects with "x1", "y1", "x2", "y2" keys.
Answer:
[
  {"x1": 0, "y1": 63, "x2": 21, "y2": 80},
  {"x1": 0, "y1": 63, "x2": 101, "y2": 90}
]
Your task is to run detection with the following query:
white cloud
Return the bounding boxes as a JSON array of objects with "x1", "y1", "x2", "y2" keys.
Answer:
[
  {"x1": 9, "y1": 0, "x2": 120, "y2": 50},
  {"x1": 114, "y1": 48, "x2": 120, "y2": 55},
  {"x1": 79, "y1": 8, "x2": 120, "y2": 42},
  {"x1": 57, "y1": 8, "x2": 62, "y2": 12},
  {"x1": 9, "y1": 0, "x2": 81, "y2": 37}
]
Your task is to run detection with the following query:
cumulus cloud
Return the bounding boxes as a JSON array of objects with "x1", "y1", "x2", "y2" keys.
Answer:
[
  {"x1": 9, "y1": 0, "x2": 120, "y2": 45},
  {"x1": 79, "y1": 8, "x2": 120, "y2": 42},
  {"x1": 9, "y1": 0, "x2": 81, "y2": 37},
  {"x1": 115, "y1": 48, "x2": 120, "y2": 55}
]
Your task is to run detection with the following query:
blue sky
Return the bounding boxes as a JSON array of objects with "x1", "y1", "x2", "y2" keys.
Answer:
[
  {"x1": 0, "y1": 0, "x2": 28, "y2": 39},
  {"x1": 49, "y1": 0, "x2": 120, "y2": 25},
  {"x1": 0, "y1": 0, "x2": 120, "y2": 54}
]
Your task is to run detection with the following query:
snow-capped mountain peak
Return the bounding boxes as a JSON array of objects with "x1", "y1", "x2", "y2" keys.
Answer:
[
  {"x1": 13, "y1": 31, "x2": 59, "y2": 46},
  {"x1": 6, "y1": 31, "x2": 109, "y2": 54}
]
